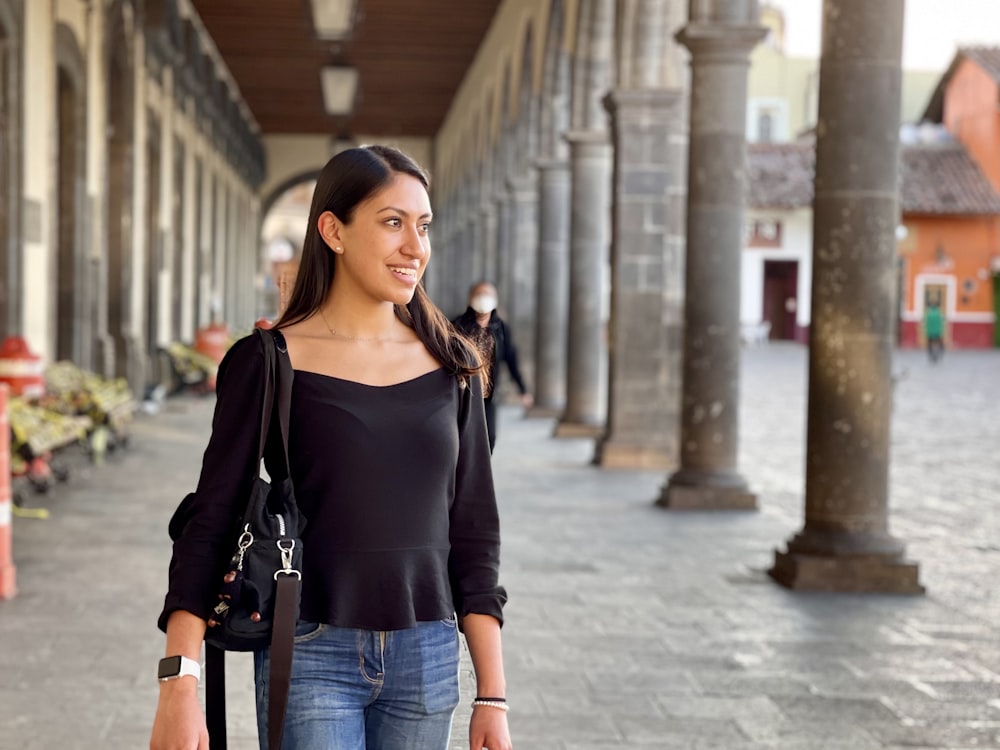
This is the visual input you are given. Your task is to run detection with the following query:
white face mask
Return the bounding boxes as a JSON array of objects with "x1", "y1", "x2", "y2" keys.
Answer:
[{"x1": 470, "y1": 294, "x2": 498, "y2": 314}]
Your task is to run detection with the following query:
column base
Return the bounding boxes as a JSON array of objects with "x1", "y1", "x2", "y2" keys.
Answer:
[
  {"x1": 527, "y1": 404, "x2": 562, "y2": 419},
  {"x1": 595, "y1": 439, "x2": 676, "y2": 471},
  {"x1": 657, "y1": 469, "x2": 757, "y2": 510},
  {"x1": 769, "y1": 550, "x2": 924, "y2": 594},
  {"x1": 553, "y1": 419, "x2": 604, "y2": 439}
]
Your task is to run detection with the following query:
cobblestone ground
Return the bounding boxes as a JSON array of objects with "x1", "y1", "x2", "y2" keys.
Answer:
[{"x1": 0, "y1": 343, "x2": 997, "y2": 749}]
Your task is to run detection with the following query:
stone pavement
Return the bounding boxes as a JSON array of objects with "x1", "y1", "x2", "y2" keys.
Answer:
[{"x1": 1, "y1": 343, "x2": 998, "y2": 749}]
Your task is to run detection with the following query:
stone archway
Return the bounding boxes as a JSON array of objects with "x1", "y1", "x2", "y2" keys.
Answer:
[
  {"x1": 55, "y1": 22, "x2": 88, "y2": 365},
  {"x1": 260, "y1": 173, "x2": 317, "y2": 318},
  {"x1": 0, "y1": 0, "x2": 23, "y2": 338}
]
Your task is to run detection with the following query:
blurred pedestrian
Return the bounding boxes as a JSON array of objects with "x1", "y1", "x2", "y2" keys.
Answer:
[
  {"x1": 925, "y1": 299, "x2": 945, "y2": 363},
  {"x1": 453, "y1": 281, "x2": 532, "y2": 452}
]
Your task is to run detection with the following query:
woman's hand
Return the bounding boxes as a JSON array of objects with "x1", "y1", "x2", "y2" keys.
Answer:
[
  {"x1": 469, "y1": 705, "x2": 512, "y2": 750},
  {"x1": 149, "y1": 679, "x2": 208, "y2": 750}
]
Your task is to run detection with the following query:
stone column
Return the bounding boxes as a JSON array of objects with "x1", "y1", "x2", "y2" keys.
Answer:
[
  {"x1": 156, "y1": 67, "x2": 176, "y2": 356},
  {"x1": 495, "y1": 192, "x2": 511, "y2": 303},
  {"x1": 435, "y1": 189, "x2": 458, "y2": 306},
  {"x1": 464, "y1": 212, "x2": 480, "y2": 310},
  {"x1": 225, "y1": 176, "x2": 239, "y2": 324},
  {"x1": 597, "y1": 89, "x2": 686, "y2": 470},
  {"x1": 21, "y1": 0, "x2": 55, "y2": 360},
  {"x1": 124, "y1": 26, "x2": 148, "y2": 396},
  {"x1": 86, "y1": 0, "x2": 113, "y2": 375},
  {"x1": 478, "y1": 202, "x2": 498, "y2": 289},
  {"x1": 507, "y1": 174, "x2": 538, "y2": 390},
  {"x1": 530, "y1": 159, "x2": 571, "y2": 417},
  {"x1": 770, "y1": 0, "x2": 922, "y2": 593},
  {"x1": 554, "y1": 132, "x2": 611, "y2": 438},
  {"x1": 197, "y1": 150, "x2": 213, "y2": 328},
  {"x1": 211, "y1": 172, "x2": 227, "y2": 323},
  {"x1": 659, "y1": 4, "x2": 766, "y2": 509},
  {"x1": 180, "y1": 100, "x2": 197, "y2": 342}
]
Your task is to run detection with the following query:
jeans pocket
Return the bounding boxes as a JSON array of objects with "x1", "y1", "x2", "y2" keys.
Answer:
[
  {"x1": 440, "y1": 614, "x2": 458, "y2": 628},
  {"x1": 293, "y1": 621, "x2": 326, "y2": 643}
]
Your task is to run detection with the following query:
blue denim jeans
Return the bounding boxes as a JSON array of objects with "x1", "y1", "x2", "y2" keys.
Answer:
[{"x1": 254, "y1": 619, "x2": 461, "y2": 750}]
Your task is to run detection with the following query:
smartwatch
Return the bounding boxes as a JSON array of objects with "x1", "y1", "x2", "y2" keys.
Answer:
[{"x1": 157, "y1": 655, "x2": 201, "y2": 683}]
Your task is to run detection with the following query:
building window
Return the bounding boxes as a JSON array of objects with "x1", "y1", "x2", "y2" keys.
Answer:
[
  {"x1": 746, "y1": 219, "x2": 783, "y2": 248},
  {"x1": 758, "y1": 112, "x2": 773, "y2": 143}
]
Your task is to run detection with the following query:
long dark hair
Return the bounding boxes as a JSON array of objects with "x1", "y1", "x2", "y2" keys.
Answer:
[{"x1": 275, "y1": 145, "x2": 481, "y2": 383}]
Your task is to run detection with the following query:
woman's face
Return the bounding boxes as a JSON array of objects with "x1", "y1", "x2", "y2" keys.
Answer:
[{"x1": 325, "y1": 173, "x2": 432, "y2": 305}]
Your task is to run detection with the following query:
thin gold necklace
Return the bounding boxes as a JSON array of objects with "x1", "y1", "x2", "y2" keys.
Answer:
[{"x1": 318, "y1": 307, "x2": 396, "y2": 343}]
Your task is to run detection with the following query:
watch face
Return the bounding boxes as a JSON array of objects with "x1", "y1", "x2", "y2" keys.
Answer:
[{"x1": 157, "y1": 655, "x2": 183, "y2": 680}]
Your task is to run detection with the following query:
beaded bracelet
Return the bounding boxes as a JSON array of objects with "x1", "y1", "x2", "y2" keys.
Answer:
[{"x1": 472, "y1": 699, "x2": 510, "y2": 712}]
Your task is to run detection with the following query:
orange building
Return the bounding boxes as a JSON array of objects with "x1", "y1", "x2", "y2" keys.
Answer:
[
  {"x1": 915, "y1": 46, "x2": 1000, "y2": 348},
  {"x1": 896, "y1": 141, "x2": 1000, "y2": 348},
  {"x1": 743, "y1": 47, "x2": 1000, "y2": 349},
  {"x1": 746, "y1": 137, "x2": 1000, "y2": 348}
]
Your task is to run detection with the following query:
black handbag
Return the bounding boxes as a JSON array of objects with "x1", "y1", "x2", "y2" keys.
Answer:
[{"x1": 169, "y1": 327, "x2": 302, "y2": 750}]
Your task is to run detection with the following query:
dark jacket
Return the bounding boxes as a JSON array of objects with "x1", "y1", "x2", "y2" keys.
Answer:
[{"x1": 452, "y1": 308, "x2": 527, "y2": 400}]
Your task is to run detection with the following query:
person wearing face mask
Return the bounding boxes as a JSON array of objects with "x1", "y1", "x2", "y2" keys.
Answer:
[{"x1": 452, "y1": 281, "x2": 532, "y2": 452}]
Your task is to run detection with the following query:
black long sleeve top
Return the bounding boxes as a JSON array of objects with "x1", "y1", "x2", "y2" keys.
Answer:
[{"x1": 158, "y1": 333, "x2": 506, "y2": 633}]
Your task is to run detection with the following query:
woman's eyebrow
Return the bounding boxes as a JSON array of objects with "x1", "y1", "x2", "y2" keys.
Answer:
[{"x1": 376, "y1": 206, "x2": 433, "y2": 219}]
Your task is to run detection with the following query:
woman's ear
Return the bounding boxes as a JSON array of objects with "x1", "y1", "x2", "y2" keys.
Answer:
[{"x1": 317, "y1": 211, "x2": 345, "y2": 254}]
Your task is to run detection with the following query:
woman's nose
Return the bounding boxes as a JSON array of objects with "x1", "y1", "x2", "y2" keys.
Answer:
[{"x1": 402, "y1": 225, "x2": 427, "y2": 255}]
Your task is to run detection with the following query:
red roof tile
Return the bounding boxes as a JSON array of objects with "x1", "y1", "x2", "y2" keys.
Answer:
[{"x1": 746, "y1": 140, "x2": 1000, "y2": 216}]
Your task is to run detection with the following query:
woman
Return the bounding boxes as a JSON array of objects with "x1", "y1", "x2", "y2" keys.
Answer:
[
  {"x1": 150, "y1": 146, "x2": 511, "y2": 750},
  {"x1": 452, "y1": 282, "x2": 532, "y2": 452}
]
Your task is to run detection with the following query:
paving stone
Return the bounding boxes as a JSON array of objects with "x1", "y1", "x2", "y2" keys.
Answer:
[{"x1": 1, "y1": 345, "x2": 998, "y2": 749}]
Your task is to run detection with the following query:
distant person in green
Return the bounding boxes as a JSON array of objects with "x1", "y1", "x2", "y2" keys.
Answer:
[{"x1": 924, "y1": 301, "x2": 945, "y2": 363}]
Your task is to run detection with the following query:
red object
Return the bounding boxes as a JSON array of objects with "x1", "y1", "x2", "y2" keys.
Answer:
[
  {"x1": 0, "y1": 336, "x2": 45, "y2": 399},
  {"x1": 194, "y1": 323, "x2": 231, "y2": 363},
  {"x1": 255, "y1": 318, "x2": 274, "y2": 330},
  {"x1": 0, "y1": 384, "x2": 17, "y2": 599},
  {"x1": 194, "y1": 323, "x2": 230, "y2": 389}
]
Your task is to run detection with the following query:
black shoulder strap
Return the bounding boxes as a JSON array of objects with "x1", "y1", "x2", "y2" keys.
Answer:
[
  {"x1": 270, "y1": 329, "x2": 294, "y2": 478},
  {"x1": 205, "y1": 644, "x2": 227, "y2": 748},
  {"x1": 205, "y1": 327, "x2": 298, "y2": 750},
  {"x1": 266, "y1": 327, "x2": 298, "y2": 750},
  {"x1": 256, "y1": 327, "x2": 278, "y2": 464}
]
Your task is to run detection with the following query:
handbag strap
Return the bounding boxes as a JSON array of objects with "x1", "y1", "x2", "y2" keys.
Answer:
[
  {"x1": 205, "y1": 644, "x2": 226, "y2": 748},
  {"x1": 205, "y1": 327, "x2": 299, "y2": 750},
  {"x1": 265, "y1": 327, "x2": 298, "y2": 750},
  {"x1": 269, "y1": 573, "x2": 300, "y2": 750},
  {"x1": 269, "y1": 329, "x2": 294, "y2": 479}
]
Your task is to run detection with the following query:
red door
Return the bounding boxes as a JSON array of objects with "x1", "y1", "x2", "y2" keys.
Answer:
[{"x1": 762, "y1": 261, "x2": 799, "y2": 341}]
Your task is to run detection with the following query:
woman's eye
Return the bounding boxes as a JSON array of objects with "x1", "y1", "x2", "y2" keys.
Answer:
[
  {"x1": 420, "y1": 223, "x2": 432, "y2": 233},
  {"x1": 386, "y1": 217, "x2": 402, "y2": 228}
]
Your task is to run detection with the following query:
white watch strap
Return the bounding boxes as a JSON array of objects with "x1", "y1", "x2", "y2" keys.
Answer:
[{"x1": 159, "y1": 655, "x2": 202, "y2": 683}]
